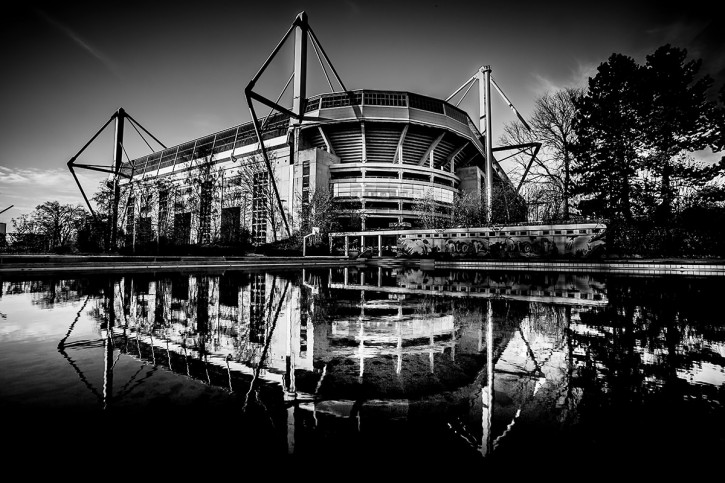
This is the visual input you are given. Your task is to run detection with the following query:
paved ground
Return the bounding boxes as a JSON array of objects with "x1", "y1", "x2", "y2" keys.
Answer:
[
  {"x1": 0, "y1": 254, "x2": 358, "y2": 272},
  {"x1": 1, "y1": 254, "x2": 723, "y2": 274}
]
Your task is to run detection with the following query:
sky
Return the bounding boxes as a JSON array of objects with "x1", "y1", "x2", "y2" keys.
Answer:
[{"x1": 1, "y1": 0, "x2": 723, "y2": 227}]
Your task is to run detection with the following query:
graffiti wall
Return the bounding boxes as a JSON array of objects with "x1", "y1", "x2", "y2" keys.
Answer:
[{"x1": 397, "y1": 226, "x2": 606, "y2": 259}]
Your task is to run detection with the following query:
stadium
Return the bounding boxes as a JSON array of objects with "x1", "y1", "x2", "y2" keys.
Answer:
[{"x1": 105, "y1": 12, "x2": 527, "y2": 248}]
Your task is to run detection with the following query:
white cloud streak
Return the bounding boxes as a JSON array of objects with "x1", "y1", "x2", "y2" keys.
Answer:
[
  {"x1": 35, "y1": 9, "x2": 121, "y2": 78},
  {"x1": 530, "y1": 59, "x2": 598, "y2": 98},
  {"x1": 0, "y1": 166, "x2": 107, "y2": 223}
]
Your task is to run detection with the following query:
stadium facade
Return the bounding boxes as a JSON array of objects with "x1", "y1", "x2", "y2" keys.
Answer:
[{"x1": 114, "y1": 13, "x2": 520, "y2": 247}]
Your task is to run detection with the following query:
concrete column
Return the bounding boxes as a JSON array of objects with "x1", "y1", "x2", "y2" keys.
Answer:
[
  {"x1": 482, "y1": 66, "x2": 493, "y2": 223},
  {"x1": 378, "y1": 234, "x2": 382, "y2": 257},
  {"x1": 345, "y1": 236, "x2": 349, "y2": 256},
  {"x1": 110, "y1": 108, "x2": 125, "y2": 250},
  {"x1": 292, "y1": 12, "x2": 307, "y2": 118}
]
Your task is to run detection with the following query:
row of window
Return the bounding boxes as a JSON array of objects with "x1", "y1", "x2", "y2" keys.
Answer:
[
  {"x1": 330, "y1": 172, "x2": 455, "y2": 188},
  {"x1": 332, "y1": 181, "x2": 455, "y2": 204}
]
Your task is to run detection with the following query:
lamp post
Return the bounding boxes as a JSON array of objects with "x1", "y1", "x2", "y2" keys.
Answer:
[{"x1": 302, "y1": 226, "x2": 319, "y2": 257}]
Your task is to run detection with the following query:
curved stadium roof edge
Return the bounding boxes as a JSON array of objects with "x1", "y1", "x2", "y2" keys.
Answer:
[{"x1": 122, "y1": 89, "x2": 512, "y2": 185}]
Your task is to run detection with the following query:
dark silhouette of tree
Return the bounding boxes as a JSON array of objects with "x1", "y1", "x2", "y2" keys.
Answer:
[
  {"x1": 573, "y1": 46, "x2": 723, "y2": 223},
  {"x1": 640, "y1": 45, "x2": 720, "y2": 223},
  {"x1": 572, "y1": 53, "x2": 646, "y2": 221}
]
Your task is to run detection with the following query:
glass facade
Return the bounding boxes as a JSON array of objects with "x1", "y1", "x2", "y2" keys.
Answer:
[
  {"x1": 251, "y1": 171, "x2": 268, "y2": 245},
  {"x1": 333, "y1": 181, "x2": 454, "y2": 204}
]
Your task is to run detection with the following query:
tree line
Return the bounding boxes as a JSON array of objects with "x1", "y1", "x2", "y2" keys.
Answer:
[{"x1": 501, "y1": 44, "x2": 724, "y2": 257}]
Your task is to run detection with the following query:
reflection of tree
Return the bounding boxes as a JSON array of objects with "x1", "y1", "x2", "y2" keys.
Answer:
[
  {"x1": 561, "y1": 276, "x2": 725, "y2": 458},
  {"x1": 244, "y1": 277, "x2": 289, "y2": 410},
  {"x1": 29, "y1": 279, "x2": 87, "y2": 309}
]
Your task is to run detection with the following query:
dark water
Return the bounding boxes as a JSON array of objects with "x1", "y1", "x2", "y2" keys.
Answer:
[{"x1": 1, "y1": 266, "x2": 723, "y2": 476}]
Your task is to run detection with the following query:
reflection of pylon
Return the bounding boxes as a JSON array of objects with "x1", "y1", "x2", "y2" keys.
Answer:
[{"x1": 56, "y1": 288, "x2": 150, "y2": 410}]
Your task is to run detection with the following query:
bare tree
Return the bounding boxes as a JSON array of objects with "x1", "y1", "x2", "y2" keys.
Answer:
[
  {"x1": 12, "y1": 201, "x2": 87, "y2": 251},
  {"x1": 297, "y1": 187, "x2": 341, "y2": 239},
  {"x1": 452, "y1": 191, "x2": 486, "y2": 228},
  {"x1": 183, "y1": 154, "x2": 223, "y2": 245},
  {"x1": 500, "y1": 88, "x2": 583, "y2": 220},
  {"x1": 231, "y1": 153, "x2": 283, "y2": 243},
  {"x1": 412, "y1": 189, "x2": 450, "y2": 229},
  {"x1": 153, "y1": 177, "x2": 175, "y2": 246}
]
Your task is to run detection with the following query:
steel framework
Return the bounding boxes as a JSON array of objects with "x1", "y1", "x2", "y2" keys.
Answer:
[
  {"x1": 243, "y1": 11, "x2": 347, "y2": 238},
  {"x1": 66, "y1": 107, "x2": 165, "y2": 248},
  {"x1": 447, "y1": 67, "x2": 542, "y2": 220}
]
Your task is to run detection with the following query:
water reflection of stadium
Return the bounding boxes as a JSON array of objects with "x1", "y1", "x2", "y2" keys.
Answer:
[{"x1": 83, "y1": 268, "x2": 608, "y2": 458}]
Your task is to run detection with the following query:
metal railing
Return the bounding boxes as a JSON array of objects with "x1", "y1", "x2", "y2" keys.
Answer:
[{"x1": 304, "y1": 89, "x2": 470, "y2": 124}]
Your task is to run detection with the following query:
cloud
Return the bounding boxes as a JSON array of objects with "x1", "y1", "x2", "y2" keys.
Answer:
[
  {"x1": 530, "y1": 60, "x2": 596, "y2": 97},
  {"x1": 35, "y1": 9, "x2": 121, "y2": 78},
  {"x1": 0, "y1": 166, "x2": 107, "y2": 223},
  {"x1": 570, "y1": 60, "x2": 599, "y2": 86}
]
